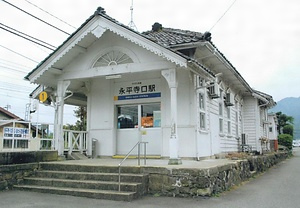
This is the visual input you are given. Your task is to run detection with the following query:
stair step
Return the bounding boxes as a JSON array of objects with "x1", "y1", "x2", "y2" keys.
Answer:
[
  {"x1": 17, "y1": 163, "x2": 149, "y2": 201},
  {"x1": 39, "y1": 163, "x2": 142, "y2": 173},
  {"x1": 35, "y1": 170, "x2": 146, "y2": 183},
  {"x1": 23, "y1": 177, "x2": 142, "y2": 192},
  {"x1": 14, "y1": 185, "x2": 136, "y2": 201},
  {"x1": 112, "y1": 155, "x2": 161, "y2": 159}
]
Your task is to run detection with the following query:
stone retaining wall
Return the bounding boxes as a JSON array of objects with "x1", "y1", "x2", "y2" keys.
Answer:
[
  {"x1": 0, "y1": 163, "x2": 38, "y2": 191},
  {"x1": 0, "y1": 151, "x2": 58, "y2": 165},
  {"x1": 0, "y1": 151, "x2": 58, "y2": 191},
  {"x1": 145, "y1": 152, "x2": 288, "y2": 197}
]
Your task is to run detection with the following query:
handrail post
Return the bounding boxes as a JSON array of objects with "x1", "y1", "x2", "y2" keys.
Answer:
[
  {"x1": 138, "y1": 142, "x2": 140, "y2": 166},
  {"x1": 118, "y1": 165, "x2": 121, "y2": 192},
  {"x1": 144, "y1": 142, "x2": 147, "y2": 165},
  {"x1": 118, "y1": 141, "x2": 149, "y2": 192}
]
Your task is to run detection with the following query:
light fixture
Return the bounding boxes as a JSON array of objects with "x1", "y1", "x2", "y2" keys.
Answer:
[{"x1": 105, "y1": 74, "x2": 122, "y2": 79}]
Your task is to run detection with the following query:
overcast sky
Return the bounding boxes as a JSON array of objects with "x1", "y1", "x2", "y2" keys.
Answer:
[{"x1": 0, "y1": 0, "x2": 299, "y2": 123}]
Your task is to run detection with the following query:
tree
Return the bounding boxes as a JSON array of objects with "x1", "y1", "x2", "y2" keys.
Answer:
[
  {"x1": 74, "y1": 106, "x2": 87, "y2": 131},
  {"x1": 276, "y1": 112, "x2": 294, "y2": 135},
  {"x1": 278, "y1": 134, "x2": 293, "y2": 150},
  {"x1": 283, "y1": 124, "x2": 294, "y2": 137},
  {"x1": 64, "y1": 106, "x2": 87, "y2": 131}
]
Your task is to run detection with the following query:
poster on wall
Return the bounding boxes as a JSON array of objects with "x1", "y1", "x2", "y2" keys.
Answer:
[
  {"x1": 114, "y1": 79, "x2": 161, "y2": 101},
  {"x1": 141, "y1": 116, "x2": 153, "y2": 128}
]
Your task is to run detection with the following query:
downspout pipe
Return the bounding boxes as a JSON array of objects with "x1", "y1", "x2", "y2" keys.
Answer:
[{"x1": 252, "y1": 92, "x2": 270, "y2": 107}]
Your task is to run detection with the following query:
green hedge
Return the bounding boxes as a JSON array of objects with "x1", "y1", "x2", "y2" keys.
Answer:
[{"x1": 278, "y1": 134, "x2": 293, "y2": 150}]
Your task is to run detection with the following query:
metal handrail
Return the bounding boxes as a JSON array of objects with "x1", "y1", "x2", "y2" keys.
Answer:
[{"x1": 118, "y1": 141, "x2": 148, "y2": 192}]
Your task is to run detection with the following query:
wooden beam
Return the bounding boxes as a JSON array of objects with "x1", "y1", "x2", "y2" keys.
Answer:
[{"x1": 59, "y1": 61, "x2": 176, "y2": 80}]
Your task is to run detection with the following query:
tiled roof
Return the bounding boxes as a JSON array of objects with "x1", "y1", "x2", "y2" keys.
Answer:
[
  {"x1": 142, "y1": 25, "x2": 206, "y2": 48},
  {"x1": 142, "y1": 23, "x2": 214, "y2": 76}
]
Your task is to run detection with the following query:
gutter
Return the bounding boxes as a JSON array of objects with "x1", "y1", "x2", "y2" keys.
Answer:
[
  {"x1": 252, "y1": 92, "x2": 270, "y2": 108},
  {"x1": 202, "y1": 41, "x2": 253, "y2": 93}
]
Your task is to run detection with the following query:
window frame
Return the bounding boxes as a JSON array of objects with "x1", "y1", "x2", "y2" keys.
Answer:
[{"x1": 196, "y1": 76, "x2": 207, "y2": 131}]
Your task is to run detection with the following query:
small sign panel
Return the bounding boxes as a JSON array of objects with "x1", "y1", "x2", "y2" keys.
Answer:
[
  {"x1": 39, "y1": 91, "x2": 48, "y2": 103},
  {"x1": 114, "y1": 79, "x2": 161, "y2": 101},
  {"x1": 3, "y1": 127, "x2": 29, "y2": 139}
]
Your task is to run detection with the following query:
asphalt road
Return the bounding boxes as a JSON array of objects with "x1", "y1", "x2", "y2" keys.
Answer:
[{"x1": 1, "y1": 149, "x2": 300, "y2": 208}]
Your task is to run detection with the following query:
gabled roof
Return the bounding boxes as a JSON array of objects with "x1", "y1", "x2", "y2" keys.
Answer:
[
  {"x1": 25, "y1": 7, "x2": 134, "y2": 81},
  {"x1": 0, "y1": 107, "x2": 21, "y2": 120},
  {"x1": 24, "y1": 6, "x2": 271, "y2": 101},
  {"x1": 25, "y1": 7, "x2": 191, "y2": 83}
]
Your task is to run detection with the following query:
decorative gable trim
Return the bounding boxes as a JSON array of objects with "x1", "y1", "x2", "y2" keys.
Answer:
[
  {"x1": 29, "y1": 15, "x2": 187, "y2": 83},
  {"x1": 30, "y1": 23, "x2": 93, "y2": 82},
  {"x1": 102, "y1": 20, "x2": 187, "y2": 68},
  {"x1": 91, "y1": 24, "x2": 107, "y2": 38}
]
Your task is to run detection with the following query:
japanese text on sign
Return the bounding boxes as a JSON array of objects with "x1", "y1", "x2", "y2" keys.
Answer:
[
  {"x1": 3, "y1": 127, "x2": 29, "y2": 138},
  {"x1": 119, "y1": 84, "x2": 156, "y2": 95}
]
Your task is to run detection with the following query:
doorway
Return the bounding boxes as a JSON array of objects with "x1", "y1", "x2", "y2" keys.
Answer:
[{"x1": 116, "y1": 103, "x2": 161, "y2": 155}]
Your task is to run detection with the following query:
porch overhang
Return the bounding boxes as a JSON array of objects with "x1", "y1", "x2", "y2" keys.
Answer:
[{"x1": 30, "y1": 85, "x2": 87, "y2": 106}]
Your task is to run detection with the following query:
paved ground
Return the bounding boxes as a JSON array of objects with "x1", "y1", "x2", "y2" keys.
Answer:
[
  {"x1": 46, "y1": 156, "x2": 236, "y2": 169},
  {"x1": 1, "y1": 150, "x2": 299, "y2": 208}
]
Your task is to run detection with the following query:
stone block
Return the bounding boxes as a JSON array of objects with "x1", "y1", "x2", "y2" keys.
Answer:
[
  {"x1": 208, "y1": 167, "x2": 219, "y2": 176},
  {"x1": 0, "y1": 181, "x2": 8, "y2": 190},
  {"x1": 196, "y1": 176, "x2": 211, "y2": 188},
  {"x1": 197, "y1": 187, "x2": 212, "y2": 196},
  {"x1": 172, "y1": 168, "x2": 199, "y2": 176}
]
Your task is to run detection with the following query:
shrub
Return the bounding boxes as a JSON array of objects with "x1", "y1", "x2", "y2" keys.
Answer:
[{"x1": 278, "y1": 134, "x2": 293, "y2": 150}]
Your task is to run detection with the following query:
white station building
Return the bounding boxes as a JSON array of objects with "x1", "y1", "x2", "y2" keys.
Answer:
[{"x1": 25, "y1": 7, "x2": 276, "y2": 164}]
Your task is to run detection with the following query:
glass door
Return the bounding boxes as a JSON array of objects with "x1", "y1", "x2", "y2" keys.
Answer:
[{"x1": 116, "y1": 103, "x2": 161, "y2": 155}]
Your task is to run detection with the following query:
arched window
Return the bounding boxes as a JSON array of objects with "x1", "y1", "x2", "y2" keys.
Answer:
[{"x1": 93, "y1": 51, "x2": 133, "y2": 67}]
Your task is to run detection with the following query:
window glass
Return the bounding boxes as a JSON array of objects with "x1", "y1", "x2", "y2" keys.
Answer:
[
  {"x1": 141, "y1": 104, "x2": 161, "y2": 128},
  {"x1": 219, "y1": 103, "x2": 223, "y2": 116},
  {"x1": 219, "y1": 118, "x2": 223, "y2": 133},
  {"x1": 227, "y1": 121, "x2": 231, "y2": 134},
  {"x1": 117, "y1": 106, "x2": 138, "y2": 129},
  {"x1": 199, "y1": 93, "x2": 205, "y2": 110},
  {"x1": 200, "y1": 112, "x2": 205, "y2": 129},
  {"x1": 198, "y1": 77, "x2": 205, "y2": 87},
  {"x1": 117, "y1": 104, "x2": 161, "y2": 129},
  {"x1": 227, "y1": 107, "x2": 230, "y2": 119}
]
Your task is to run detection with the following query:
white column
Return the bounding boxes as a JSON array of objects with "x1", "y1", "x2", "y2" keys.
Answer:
[
  {"x1": 162, "y1": 69, "x2": 182, "y2": 165},
  {"x1": 83, "y1": 81, "x2": 92, "y2": 156},
  {"x1": 54, "y1": 80, "x2": 70, "y2": 156}
]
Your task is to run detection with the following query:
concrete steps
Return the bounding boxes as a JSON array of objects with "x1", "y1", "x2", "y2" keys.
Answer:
[
  {"x1": 14, "y1": 185, "x2": 136, "y2": 201},
  {"x1": 14, "y1": 163, "x2": 149, "y2": 201}
]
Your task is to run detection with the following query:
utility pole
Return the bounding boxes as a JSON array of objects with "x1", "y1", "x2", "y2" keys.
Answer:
[{"x1": 3, "y1": 104, "x2": 11, "y2": 110}]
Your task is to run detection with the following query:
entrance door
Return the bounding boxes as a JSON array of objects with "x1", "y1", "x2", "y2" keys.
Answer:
[{"x1": 116, "y1": 103, "x2": 161, "y2": 155}]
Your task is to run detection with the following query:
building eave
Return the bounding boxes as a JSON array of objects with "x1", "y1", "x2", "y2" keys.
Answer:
[{"x1": 25, "y1": 7, "x2": 187, "y2": 84}]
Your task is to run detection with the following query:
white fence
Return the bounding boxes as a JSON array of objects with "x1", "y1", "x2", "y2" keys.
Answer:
[
  {"x1": 1, "y1": 120, "x2": 88, "y2": 154},
  {"x1": 0, "y1": 120, "x2": 55, "y2": 151},
  {"x1": 63, "y1": 130, "x2": 88, "y2": 154}
]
